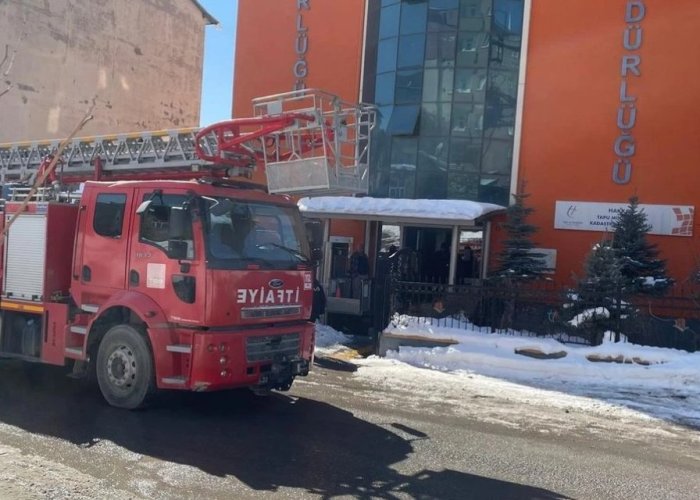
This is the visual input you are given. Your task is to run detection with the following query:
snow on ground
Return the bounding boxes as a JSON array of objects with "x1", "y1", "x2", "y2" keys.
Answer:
[
  {"x1": 314, "y1": 321, "x2": 353, "y2": 354},
  {"x1": 316, "y1": 316, "x2": 700, "y2": 430}
]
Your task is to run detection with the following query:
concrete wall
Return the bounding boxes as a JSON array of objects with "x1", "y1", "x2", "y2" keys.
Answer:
[{"x1": 0, "y1": 0, "x2": 210, "y2": 142}]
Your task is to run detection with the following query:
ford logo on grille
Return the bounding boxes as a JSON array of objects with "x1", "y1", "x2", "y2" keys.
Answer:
[{"x1": 269, "y1": 279, "x2": 284, "y2": 289}]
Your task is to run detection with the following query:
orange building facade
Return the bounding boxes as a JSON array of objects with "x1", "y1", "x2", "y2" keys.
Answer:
[
  {"x1": 233, "y1": 0, "x2": 367, "y2": 248},
  {"x1": 233, "y1": 0, "x2": 700, "y2": 286},
  {"x1": 517, "y1": 0, "x2": 700, "y2": 284}
]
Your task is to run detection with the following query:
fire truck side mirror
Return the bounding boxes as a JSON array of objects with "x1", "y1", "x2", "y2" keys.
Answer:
[{"x1": 136, "y1": 200, "x2": 152, "y2": 215}]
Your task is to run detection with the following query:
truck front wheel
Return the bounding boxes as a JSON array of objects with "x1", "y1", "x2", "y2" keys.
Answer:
[{"x1": 96, "y1": 325, "x2": 155, "y2": 409}]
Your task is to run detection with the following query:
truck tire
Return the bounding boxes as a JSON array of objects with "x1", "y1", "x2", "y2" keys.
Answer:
[{"x1": 96, "y1": 324, "x2": 155, "y2": 409}]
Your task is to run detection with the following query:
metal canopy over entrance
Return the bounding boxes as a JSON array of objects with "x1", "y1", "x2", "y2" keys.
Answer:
[
  {"x1": 298, "y1": 196, "x2": 505, "y2": 228},
  {"x1": 300, "y1": 196, "x2": 505, "y2": 313}
]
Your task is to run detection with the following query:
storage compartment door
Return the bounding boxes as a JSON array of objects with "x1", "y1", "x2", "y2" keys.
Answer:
[{"x1": 3, "y1": 214, "x2": 47, "y2": 301}]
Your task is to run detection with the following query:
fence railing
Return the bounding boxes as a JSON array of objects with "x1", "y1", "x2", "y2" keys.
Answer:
[{"x1": 386, "y1": 279, "x2": 700, "y2": 352}]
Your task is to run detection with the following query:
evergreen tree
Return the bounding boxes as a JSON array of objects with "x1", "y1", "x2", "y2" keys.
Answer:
[
  {"x1": 496, "y1": 185, "x2": 547, "y2": 280},
  {"x1": 566, "y1": 240, "x2": 630, "y2": 343},
  {"x1": 611, "y1": 196, "x2": 673, "y2": 294}
]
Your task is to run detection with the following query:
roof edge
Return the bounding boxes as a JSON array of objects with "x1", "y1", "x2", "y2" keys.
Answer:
[{"x1": 189, "y1": 0, "x2": 218, "y2": 25}]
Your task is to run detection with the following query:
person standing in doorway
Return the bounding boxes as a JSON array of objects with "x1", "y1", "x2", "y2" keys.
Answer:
[{"x1": 349, "y1": 244, "x2": 369, "y2": 299}]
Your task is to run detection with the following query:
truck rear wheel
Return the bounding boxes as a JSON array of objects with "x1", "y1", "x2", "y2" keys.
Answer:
[{"x1": 96, "y1": 325, "x2": 155, "y2": 409}]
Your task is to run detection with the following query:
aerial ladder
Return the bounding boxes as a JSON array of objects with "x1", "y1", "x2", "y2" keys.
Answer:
[{"x1": 0, "y1": 89, "x2": 376, "y2": 199}]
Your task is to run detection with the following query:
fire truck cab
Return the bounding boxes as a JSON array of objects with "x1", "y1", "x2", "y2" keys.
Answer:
[{"x1": 1, "y1": 179, "x2": 315, "y2": 408}]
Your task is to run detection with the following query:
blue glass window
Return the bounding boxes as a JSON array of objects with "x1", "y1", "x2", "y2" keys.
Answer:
[
  {"x1": 454, "y1": 68, "x2": 487, "y2": 102},
  {"x1": 459, "y1": 0, "x2": 491, "y2": 31},
  {"x1": 425, "y1": 32, "x2": 457, "y2": 68},
  {"x1": 400, "y1": 1, "x2": 428, "y2": 35},
  {"x1": 387, "y1": 105, "x2": 421, "y2": 135},
  {"x1": 416, "y1": 151, "x2": 448, "y2": 198},
  {"x1": 447, "y1": 172, "x2": 479, "y2": 200},
  {"x1": 478, "y1": 174, "x2": 510, "y2": 206},
  {"x1": 428, "y1": 0, "x2": 459, "y2": 32},
  {"x1": 492, "y1": 0, "x2": 524, "y2": 36},
  {"x1": 395, "y1": 69, "x2": 423, "y2": 104},
  {"x1": 375, "y1": 72, "x2": 396, "y2": 105},
  {"x1": 379, "y1": 3, "x2": 400, "y2": 39},
  {"x1": 451, "y1": 103, "x2": 484, "y2": 138},
  {"x1": 422, "y1": 67, "x2": 454, "y2": 102},
  {"x1": 377, "y1": 105, "x2": 394, "y2": 131},
  {"x1": 420, "y1": 103, "x2": 452, "y2": 136},
  {"x1": 480, "y1": 138, "x2": 513, "y2": 176},
  {"x1": 456, "y1": 31, "x2": 490, "y2": 68},
  {"x1": 484, "y1": 70, "x2": 517, "y2": 128},
  {"x1": 489, "y1": 33, "x2": 521, "y2": 71},
  {"x1": 418, "y1": 137, "x2": 450, "y2": 171},
  {"x1": 377, "y1": 37, "x2": 398, "y2": 74},
  {"x1": 448, "y1": 138, "x2": 481, "y2": 172},
  {"x1": 389, "y1": 137, "x2": 418, "y2": 198},
  {"x1": 397, "y1": 34, "x2": 426, "y2": 69}
]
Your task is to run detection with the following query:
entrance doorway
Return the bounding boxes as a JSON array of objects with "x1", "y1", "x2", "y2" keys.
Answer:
[{"x1": 403, "y1": 227, "x2": 452, "y2": 283}]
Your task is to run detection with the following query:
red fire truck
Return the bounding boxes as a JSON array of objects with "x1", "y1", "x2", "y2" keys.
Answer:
[{"x1": 0, "y1": 90, "x2": 375, "y2": 409}]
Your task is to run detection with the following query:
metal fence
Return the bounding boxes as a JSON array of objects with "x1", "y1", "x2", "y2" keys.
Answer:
[{"x1": 386, "y1": 279, "x2": 700, "y2": 352}]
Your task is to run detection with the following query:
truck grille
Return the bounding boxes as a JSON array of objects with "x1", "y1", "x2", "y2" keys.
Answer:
[
  {"x1": 246, "y1": 333, "x2": 300, "y2": 363},
  {"x1": 240, "y1": 305, "x2": 301, "y2": 319}
]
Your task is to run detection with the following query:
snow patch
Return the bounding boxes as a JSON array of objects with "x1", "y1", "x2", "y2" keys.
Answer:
[
  {"x1": 315, "y1": 322, "x2": 353, "y2": 348},
  {"x1": 298, "y1": 196, "x2": 504, "y2": 222}
]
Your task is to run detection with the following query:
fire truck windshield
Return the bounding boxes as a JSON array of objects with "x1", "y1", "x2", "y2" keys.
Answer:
[{"x1": 202, "y1": 197, "x2": 310, "y2": 270}]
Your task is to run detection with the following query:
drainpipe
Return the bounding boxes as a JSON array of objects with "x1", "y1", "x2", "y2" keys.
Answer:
[
  {"x1": 509, "y1": 0, "x2": 533, "y2": 201},
  {"x1": 321, "y1": 218, "x2": 331, "y2": 288},
  {"x1": 482, "y1": 221, "x2": 492, "y2": 278},
  {"x1": 449, "y1": 225, "x2": 459, "y2": 285}
]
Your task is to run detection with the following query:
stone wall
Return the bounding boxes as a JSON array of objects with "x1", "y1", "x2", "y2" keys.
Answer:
[{"x1": 0, "y1": 0, "x2": 211, "y2": 142}]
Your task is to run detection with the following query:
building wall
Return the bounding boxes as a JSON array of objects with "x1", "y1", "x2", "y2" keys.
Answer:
[
  {"x1": 517, "y1": 0, "x2": 700, "y2": 284},
  {"x1": 233, "y1": 0, "x2": 366, "y2": 118},
  {"x1": 0, "y1": 0, "x2": 210, "y2": 142},
  {"x1": 233, "y1": 0, "x2": 367, "y2": 243}
]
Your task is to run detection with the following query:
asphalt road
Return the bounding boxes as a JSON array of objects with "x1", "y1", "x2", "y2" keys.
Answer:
[{"x1": 0, "y1": 358, "x2": 698, "y2": 499}]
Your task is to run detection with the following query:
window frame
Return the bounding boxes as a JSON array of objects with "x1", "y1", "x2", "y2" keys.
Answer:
[{"x1": 93, "y1": 193, "x2": 127, "y2": 238}]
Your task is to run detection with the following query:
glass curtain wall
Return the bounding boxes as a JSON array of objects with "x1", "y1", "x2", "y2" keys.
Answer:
[{"x1": 366, "y1": 0, "x2": 525, "y2": 206}]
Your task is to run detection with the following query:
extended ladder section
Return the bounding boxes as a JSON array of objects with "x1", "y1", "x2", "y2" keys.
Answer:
[{"x1": 0, "y1": 128, "x2": 218, "y2": 187}]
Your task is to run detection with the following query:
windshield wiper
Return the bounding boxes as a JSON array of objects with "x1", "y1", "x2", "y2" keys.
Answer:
[{"x1": 257, "y1": 243, "x2": 310, "y2": 263}]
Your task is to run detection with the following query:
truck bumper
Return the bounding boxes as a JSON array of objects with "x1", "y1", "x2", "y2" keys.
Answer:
[{"x1": 156, "y1": 322, "x2": 314, "y2": 392}]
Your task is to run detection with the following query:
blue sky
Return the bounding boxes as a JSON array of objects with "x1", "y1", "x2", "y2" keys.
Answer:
[{"x1": 198, "y1": 0, "x2": 238, "y2": 126}]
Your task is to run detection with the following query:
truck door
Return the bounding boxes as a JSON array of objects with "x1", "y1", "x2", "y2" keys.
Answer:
[
  {"x1": 127, "y1": 189, "x2": 202, "y2": 325},
  {"x1": 73, "y1": 188, "x2": 135, "y2": 306}
]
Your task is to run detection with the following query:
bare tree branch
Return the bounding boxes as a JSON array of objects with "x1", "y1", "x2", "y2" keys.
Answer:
[
  {"x1": 1, "y1": 44, "x2": 17, "y2": 76},
  {"x1": 0, "y1": 44, "x2": 18, "y2": 99}
]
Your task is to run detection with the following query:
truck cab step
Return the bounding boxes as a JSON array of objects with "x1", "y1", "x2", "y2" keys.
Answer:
[
  {"x1": 161, "y1": 376, "x2": 187, "y2": 385},
  {"x1": 166, "y1": 344, "x2": 192, "y2": 354},
  {"x1": 70, "y1": 325, "x2": 88, "y2": 335},
  {"x1": 65, "y1": 347, "x2": 83, "y2": 358}
]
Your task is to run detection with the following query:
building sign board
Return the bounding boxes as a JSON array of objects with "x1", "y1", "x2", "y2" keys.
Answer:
[
  {"x1": 554, "y1": 201, "x2": 694, "y2": 237},
  {"x1": 530, "y1": 248, "x2": 557, "y2": 273}
]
